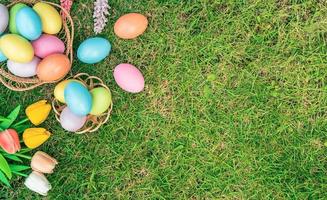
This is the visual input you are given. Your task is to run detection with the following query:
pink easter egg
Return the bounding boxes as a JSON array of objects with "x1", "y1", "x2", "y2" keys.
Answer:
[
  {"x1": 32, "y1": 34, "x2": 65, "y2": 58},
  {"x1": 113, "y1": 63, "x2": 145, "y2": 93}
]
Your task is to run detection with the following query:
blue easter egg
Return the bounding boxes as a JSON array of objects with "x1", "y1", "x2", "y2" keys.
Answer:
[
  {"x1": 16, "y1": 7, "x2": 42, "y2": 40},
  {"x1": 64, "y1": 82, "x2": 92, "y2": 116},
  {"x1": 0, "y1": 49, "x2": 7, "y2": 62},
  {"x1": 77, "y1": 37, "x2": 111, "y2": 64}
]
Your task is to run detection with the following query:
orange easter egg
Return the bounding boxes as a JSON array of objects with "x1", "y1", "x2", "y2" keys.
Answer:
[
  {"x1": 114, "y1": 13, "x2": 148, "y2": 39},
  {"x1": 37, "y1": 54, "x2": 70, "y2": 81}
]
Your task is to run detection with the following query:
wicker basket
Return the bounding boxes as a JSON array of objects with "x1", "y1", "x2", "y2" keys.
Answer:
[
  {"x1": 1, "y1": 0, "x2": 74, "y2": 91},
  {"x1": 52, "y1": 73, "x2": 113, "y2": 134}
]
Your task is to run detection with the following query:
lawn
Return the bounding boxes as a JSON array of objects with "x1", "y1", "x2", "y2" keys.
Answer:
[{"x1": 0, "y1": 0, "x2": 327, "y2": 199}]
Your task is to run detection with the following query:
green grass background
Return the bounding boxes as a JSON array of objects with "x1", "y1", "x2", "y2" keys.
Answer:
[{"x1": 0, "y1": 0, "x2": 327, "y2": 199}]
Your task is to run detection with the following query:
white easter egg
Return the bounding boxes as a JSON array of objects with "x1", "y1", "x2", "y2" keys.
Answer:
[{"x1": 7, "y1": 57, "x2": 40, "y2": 77}]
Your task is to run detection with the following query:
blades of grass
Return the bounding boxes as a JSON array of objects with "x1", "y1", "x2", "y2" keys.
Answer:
[
  {"x1": 9, "y1": 164, "x2": 30, "y2": 172},
  {"x1": 0, "y1": 170, "x2": 11, "y2": 187},
  {"x1": 12, "y1": 171, "x2": 28, "y2": 177},
  {"x1": 0, "y1": 154, "x2": 12, "y2": 179},
  {"x1": 0, "y1": 105, "x2": 21, "y2": 130},
  {"x1": 3, "y1": 154, "x2": 23, "y2": 163}
]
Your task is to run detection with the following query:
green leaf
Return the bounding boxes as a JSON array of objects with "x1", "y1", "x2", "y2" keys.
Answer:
[
  {"x1": 3, "y1": 154, "x2": 23, "y2": 163},
  {"x1": 0, "y1": 117, "x2": 11, "y2": 122},
  {"x1": 0, "y1": 105, "x2": 21, "y2": 130},
  {"x1": 18, "y1": 148, "x2": 33, "y2": 153},
  {"x1": 13, "y1": 153, "x2": 31, "y2": 160},
  {"x1": 0, "y1": 117, "x2": 11, "y2": 132},
  {"x1": 12, "y1": 118, "x2": 29, "y2": 129},
  {"x1": 0, "y1": 154, "x2": 12, "y2": 179},
  {"x1": 9, "y1": 164, "x2": 30, "y2": 172},
  {"x1": 0, "y1": 170, "x2": 11, "y2": 187},
  {"x1": 12, "y1": 171, "x2": 28, "y2": 177},
  {"x1": 0, "y1": 149, "x2": 29, "y2": 160}
]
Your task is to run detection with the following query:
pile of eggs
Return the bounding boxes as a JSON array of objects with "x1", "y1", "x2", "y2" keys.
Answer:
[
  {"x1": 0, "y1": 2, "x2": 70, "y2": 81},
  {"x1": 54, "y1": 79, "x2": 112, "y2": 132}
]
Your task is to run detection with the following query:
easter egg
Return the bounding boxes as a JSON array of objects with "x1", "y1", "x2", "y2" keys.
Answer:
[
  {"x1": 0, "y1": 34, "x2": 34, "y2": 63},
  {"x1": 60, "y1": 107, "x2": 87, "y2": 132},
  {"x1": 32, "y1": 34, "x2": 65, "y2": 58},
  {"x1": 16, "y1": 7, "x2": 42, "y2": 40},
  {"x1": 54, "y1": 79, "x2": 84, "y2": 103},
  {"x1": 36, "y1": 54, "x2": 70, "y2": 81},
  {"x1": 7, "y1": 56, "x2": 40, "y2": 78},
  {"x1": 33, "y1": 2, "x2": 62, "y2": 34},
  {"x1": 0, "y1": 4, "x2": 9, "y2": 35},
  {"x1": 9, "y1": 3, "x2": 27, "y2": 34},
  {"x1": 90, "y1": 87, "x2": 112, "y2": 115},
  {"x1": 113, "y1": 63, "x2": 145, "y2": 93},
  {"x1": 77, "y1": 37, "x2": 111, "y2": 64},
  {"x1": 64, "y1": 82, "x2": 92, "y2": 116},
  {"x1": 114, "y1": 13, "x2": 148, "y2": 39},
  {"x1": 0, "y1": 49, "x2": 7, "y2": 62}
]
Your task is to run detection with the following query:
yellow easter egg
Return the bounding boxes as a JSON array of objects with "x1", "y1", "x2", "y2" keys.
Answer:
[
  {"x1": 54, "y1": 79, "x2": 84, "y2": 103},
  {"x1": 33, "y1": 2, "x2": 62, "y2": 34},
  {"x1": 0, "y1": 34, "x2": 34, "y2": 63}
]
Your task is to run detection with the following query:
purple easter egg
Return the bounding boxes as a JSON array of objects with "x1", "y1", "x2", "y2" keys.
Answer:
[{"x1": 60, "y1": 107, "x2": 87, "y2": 132}]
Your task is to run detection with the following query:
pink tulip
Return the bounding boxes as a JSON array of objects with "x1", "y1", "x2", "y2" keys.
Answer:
[
  {"x1": 31, "y1": 151, "x2": 58, "y2": 174},
  {"x1": 0, "y1": 129, "x2": 21, "y2": 154}
]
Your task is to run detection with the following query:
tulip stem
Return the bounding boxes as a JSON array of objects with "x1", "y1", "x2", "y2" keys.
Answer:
[
  {"x1": 13, "y1": 153, "x2": 32, "y2": 160},
  {"x1": 13, "y1": 118, "x2": 29, "y2": 127}
]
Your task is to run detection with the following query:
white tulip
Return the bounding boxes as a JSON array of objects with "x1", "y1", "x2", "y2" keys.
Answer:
[{"x1": 24, "y1": 171, "x2": 52, "y2": 196}]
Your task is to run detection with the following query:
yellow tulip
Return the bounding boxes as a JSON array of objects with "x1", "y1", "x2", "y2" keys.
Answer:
[
  {"x1": 26, "y1": 100, "x2": 51, "y2": 126},
  {"x1": 23, "y1": 128, "x2": 51, "y2": 149}
]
